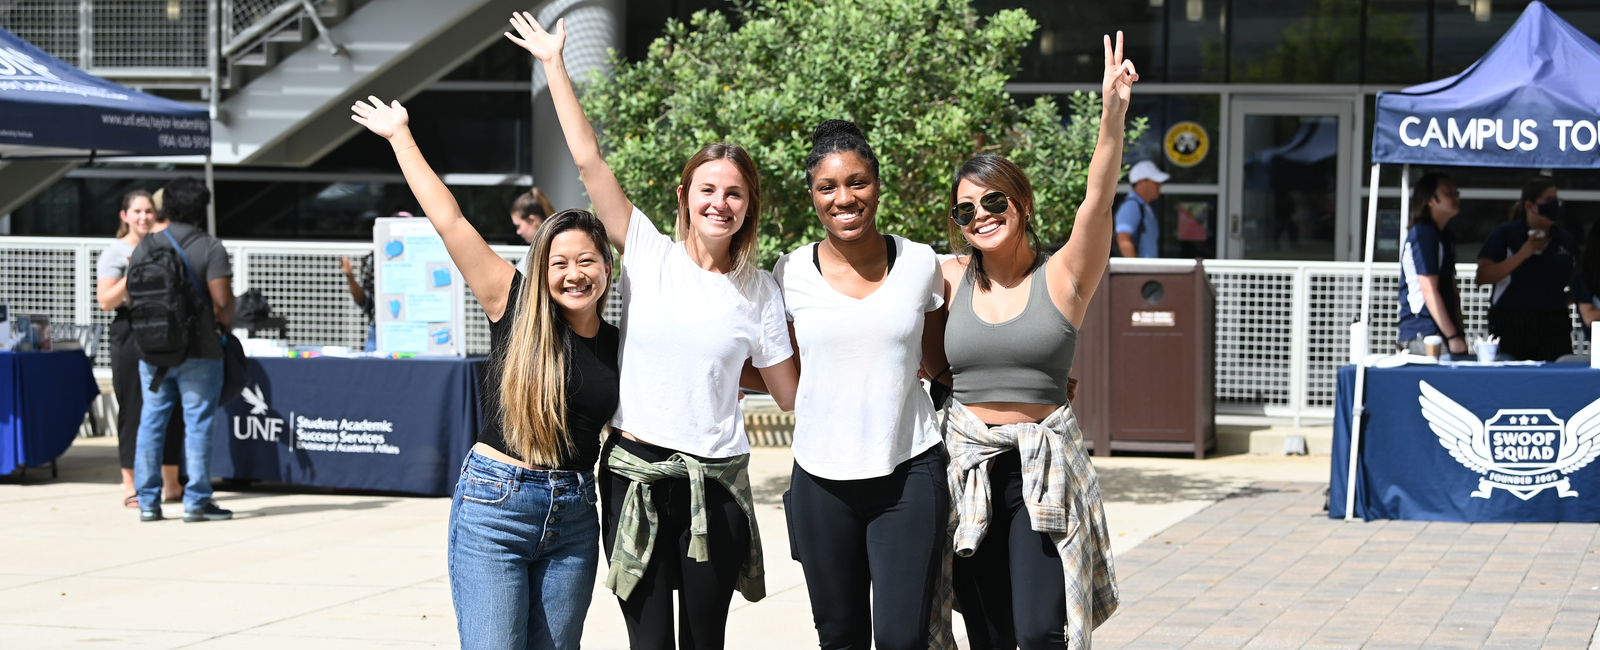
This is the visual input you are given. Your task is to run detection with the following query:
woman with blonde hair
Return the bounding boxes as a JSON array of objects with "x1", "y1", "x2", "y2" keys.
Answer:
[
  {"x1": 507, "y1": 13, "x2": 798, "y2": 650},
  {"x1": 353, "y1": 95, "x2": 620, "y2": 649},
  {"x1": 928, "y1": 32, "x2": 1137, "y2": 650}
]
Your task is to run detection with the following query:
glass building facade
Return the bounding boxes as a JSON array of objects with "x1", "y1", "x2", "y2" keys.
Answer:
[{"x1": 8, "y1": 0, "x2": 1600, "y2": 263}]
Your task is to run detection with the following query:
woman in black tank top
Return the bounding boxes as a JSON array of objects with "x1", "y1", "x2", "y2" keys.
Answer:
[
  {"x1": 925, "y1": 32, "x2": 1137, "y2": 650},
  {"x1": 352, "y1": 96, "x2": 619, "y2": 650}
]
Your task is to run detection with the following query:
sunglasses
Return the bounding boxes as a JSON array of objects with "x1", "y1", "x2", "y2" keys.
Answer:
[{"x1": 950, "y1": 191, "x2": 1010, "y2": 227}]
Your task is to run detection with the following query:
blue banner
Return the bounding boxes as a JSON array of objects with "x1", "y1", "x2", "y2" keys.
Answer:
[
  {"x1": 1333, "y1": 363, "x2": 1600, "y2": 522},
  {"x1": 211, "y1": 357, "x2": 483, "y2": 497},
  {"x1": 1372, "y1": 2, "x2": 1600, "y2": 169}
]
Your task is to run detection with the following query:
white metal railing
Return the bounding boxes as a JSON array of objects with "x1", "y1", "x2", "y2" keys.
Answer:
[{"x1": 1, "y1": 237, "x2": 1588, "y2": 423}]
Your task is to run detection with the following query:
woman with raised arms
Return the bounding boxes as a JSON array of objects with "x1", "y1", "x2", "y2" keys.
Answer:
[
  {"x1": 506, "y1": 13, "x2": 799, "y2": 650},
  {"x1": 927, "y1": 32, "x2": 1138, "y2": 650},
  {"x1": 766, "y1": 120, "x2": 951, "y2": 650},
  {"x1": 351, "y1": 99, "x2": 619, "y2": 648}
]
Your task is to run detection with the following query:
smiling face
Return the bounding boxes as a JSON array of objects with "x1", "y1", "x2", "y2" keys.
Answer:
[
  {"x1": 544, "y1": 229, "x2": 610, "y2": 318},
  {"x1": 954, "y1": 176, "x2": 1029, "y2": 253},
  {"x1": 1428, "y1": 178, "x2": 1460, "y2": 222},
  {"x1": 808, "y1": 151, "x2": 881, "y2": 241},
  {"x1": 677, "y1": 158, "x2": 749, "y2": 244},
  {"x1": 120, "y1": 195, "x2": 157, "y2": 237}
]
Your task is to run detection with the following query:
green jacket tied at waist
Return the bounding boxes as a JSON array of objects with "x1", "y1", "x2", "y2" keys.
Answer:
[{"x1": 603, "y1": 442, "x2": 766, "y2": 602}]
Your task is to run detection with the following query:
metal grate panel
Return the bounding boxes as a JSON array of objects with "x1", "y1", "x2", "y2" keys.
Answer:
[
  {"x1": 1208, "y1": 269, "x2": 1295, "y2": 406},
  {"x1": 243, "y1": 249, "x2": 369, "y2": 349},
  {"x1": 0, "y1": 246, "x2": 80, "y2": 339},
  {"x1": 90, "y1": 0, "x2": 209, "y2": 69},
  {"x1": 0, "y1": 1, "x2": 80, "y2": 65}
]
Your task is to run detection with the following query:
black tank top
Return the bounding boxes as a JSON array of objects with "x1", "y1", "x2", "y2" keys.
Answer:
[{"x1": 480, "y1": 272, "x2": 619, "y2": 471}]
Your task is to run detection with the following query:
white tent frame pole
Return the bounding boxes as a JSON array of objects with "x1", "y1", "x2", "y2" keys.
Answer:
[{"x1": 1346, "y1": 162, "x2": 1383, "y2": 522}]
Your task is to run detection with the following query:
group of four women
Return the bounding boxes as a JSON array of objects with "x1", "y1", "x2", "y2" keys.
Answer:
[{"x1": 347, "y1": 12, "x2": 1138, "y2": 650}]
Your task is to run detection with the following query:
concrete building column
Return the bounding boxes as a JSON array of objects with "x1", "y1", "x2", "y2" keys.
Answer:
[{"x1": 531, "y1": 0, "x2": 624, "y2": 214}]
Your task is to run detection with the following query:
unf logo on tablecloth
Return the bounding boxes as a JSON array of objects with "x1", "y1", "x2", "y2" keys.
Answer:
[{"x1": 1419, "y1": 381, "x2": 1600, "y2": 500}]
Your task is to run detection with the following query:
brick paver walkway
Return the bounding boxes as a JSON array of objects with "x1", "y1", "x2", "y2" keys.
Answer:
[{"x1": 1097, "y1": 482, "x2": 1600, "y2": 650}]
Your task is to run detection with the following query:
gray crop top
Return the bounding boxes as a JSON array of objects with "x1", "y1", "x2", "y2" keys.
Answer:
[{"x1": 945, "y1": 253, "x2": 1078, "y2": 406}]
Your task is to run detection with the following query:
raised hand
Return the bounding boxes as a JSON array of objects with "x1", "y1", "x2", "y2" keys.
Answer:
[
  {"x1": 1101, "y1": 31, "x2": 1139, "y2": 117},
  {"x1": 350, "y1": 96, "x2": 409, "y2": 140},
  {"x1": 505, "y1": 12, "x2": 564, "y2": 63}
]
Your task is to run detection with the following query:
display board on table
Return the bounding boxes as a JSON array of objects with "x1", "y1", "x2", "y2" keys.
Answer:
[{"x1": 372, "y1": 217, "x2": 464, "y2": 356}]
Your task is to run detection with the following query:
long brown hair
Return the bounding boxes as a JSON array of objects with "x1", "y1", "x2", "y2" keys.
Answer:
[
  {"x1": 675, "y1": 142, "x2": 762, "y2": 285},
  {"x1": 495, "y1": 209, "x2": 612, "y2": 467},
  {"x1": 1409, "y1": 173, "x2": 1452, "y2": 230},
  {"x1": 116, "y1": 189, "x2": 153, "y2": 239},
  {"x1": 947, "y1": 155, "x2": 1040, "y2": 292}
]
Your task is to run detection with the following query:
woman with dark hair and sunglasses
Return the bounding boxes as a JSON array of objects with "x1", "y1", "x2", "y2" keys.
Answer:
[
  {"x1": 507, "y1": 13, "x2": 799, "y2": 650},
  {"x1": 926, "y1": 32, "x2": 1136, "y2": 650},
  {"x1": 1475, "y1": 177, "x2": 1580, "y2": 361},
  {"x1": 1397, "y1": 173, "x2": 1468, "y2": 357},
  {"x1": 352, "y1": 96, "x2": 620, "y2": 649},
  {"x1": 764, "y1": 117, "x2": 951, "y2": 650}
]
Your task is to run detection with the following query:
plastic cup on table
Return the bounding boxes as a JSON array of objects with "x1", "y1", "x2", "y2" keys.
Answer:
[{"x1": 1477, "y1": 341, "x2": 1498, "y2": 363}]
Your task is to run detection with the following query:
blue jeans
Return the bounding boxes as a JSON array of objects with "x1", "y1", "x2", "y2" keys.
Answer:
[
  {"x1": 449, "y1": 450, "x2": 600, "y2": 650},
  {"x1": 135, "y1": 357, "x2": 223, "y2": 511},
  {"x1": 364, "y1": 322, "x2": 377, "y2": 352}
]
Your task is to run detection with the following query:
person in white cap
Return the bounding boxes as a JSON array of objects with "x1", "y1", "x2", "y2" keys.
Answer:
[{"x1": 1115, "y1": 160, "x2": 1169, "y2": 258}]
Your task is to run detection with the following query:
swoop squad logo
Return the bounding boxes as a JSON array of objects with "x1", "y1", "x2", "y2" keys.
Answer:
[{"x1": 1420, "y1": 381, "x2": 1600, "y2": 500}]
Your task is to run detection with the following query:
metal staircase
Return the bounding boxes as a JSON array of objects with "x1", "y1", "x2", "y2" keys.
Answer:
[{"x1": 0, "y1": 0, "x2": 541, "y2": 212}]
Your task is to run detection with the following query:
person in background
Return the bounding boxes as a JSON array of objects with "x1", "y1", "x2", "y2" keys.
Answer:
[
  {"x1": 513, "y1": 188, "x2": 557, "y2": 274},
  {"x1": 97, "y1": 189, "x2": 184, "y2": 507},
  {"x1": 341, "y1": 211, "x2": 415, "y2": 352},
  {"x1": 1572, "y1": 223, "x2": 1600, "y2": 349},
  {"x1": 1475, "y1": 178, "x2": 1579, "y2": 361},
  {"x1": 1396, "y1": 173, "x2": 1468, "y2": 357},
  {"x1": 130, "y1": 177, "x2": 235, "y2": 523},
  {"x1": 1114, "y1": 160, "x2": 1167, "y2": 258}
]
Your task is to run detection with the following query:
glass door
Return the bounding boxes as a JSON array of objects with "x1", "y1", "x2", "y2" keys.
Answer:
[{"x1": 1224, "y1": 99, "x2": 1355, "y2": 260}]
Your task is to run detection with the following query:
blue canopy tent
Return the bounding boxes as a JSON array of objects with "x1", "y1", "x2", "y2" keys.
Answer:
[
  {"x1": 1345, "y1": 1, "x2": 1600, "y2": 519},
  {"x1": 0, "y1": 25, "x2": 214, "y2": 228}
]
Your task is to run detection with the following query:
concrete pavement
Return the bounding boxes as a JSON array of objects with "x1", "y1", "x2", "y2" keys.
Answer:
[{"x1": 0, "y1": 433, "x2": 1442, "y2": 649}]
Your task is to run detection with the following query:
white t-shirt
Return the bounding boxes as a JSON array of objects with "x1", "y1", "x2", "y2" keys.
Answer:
[
  {"x1": 773, "y1": 235, "x2": 945, "y2": 480},
  {"x1": 611, "y1": 207, "x2": 793, "y2": 458}
]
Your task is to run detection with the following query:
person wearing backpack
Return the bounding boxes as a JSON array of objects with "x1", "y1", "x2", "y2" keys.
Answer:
[{"x1": 126, "y1": 177, "x2": 236, "y2": 523}]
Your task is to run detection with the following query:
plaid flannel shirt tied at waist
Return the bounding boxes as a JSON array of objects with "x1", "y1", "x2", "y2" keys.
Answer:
[
  {"x1": 603, "y1": 443, "x2": 766, "y2": 603},
  {"x1": 942, "y1": 400, "x2": 1119, "y2": 648}
]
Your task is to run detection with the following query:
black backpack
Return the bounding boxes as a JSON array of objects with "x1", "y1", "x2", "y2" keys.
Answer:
[{"x1": 126, "y1": 228, "x2": 203, "y2": 386}]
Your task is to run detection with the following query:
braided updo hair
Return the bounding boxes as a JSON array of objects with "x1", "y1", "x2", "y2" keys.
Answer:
[{"x1": 805, "y1": 119, "x2": 879, "y2": 187}]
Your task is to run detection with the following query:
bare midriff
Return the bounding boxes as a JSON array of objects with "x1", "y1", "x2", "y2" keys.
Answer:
[
  {"x1": 965, "y1": 401, "x2": 1061, "y2": 425},
  {"x1": 471, "y1": 441, "x2": 546, "y2": 470}
]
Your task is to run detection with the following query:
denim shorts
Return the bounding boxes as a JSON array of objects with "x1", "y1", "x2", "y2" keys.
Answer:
[{"x1": 448, "y1": 450, "x2": 600, "y2": 650}]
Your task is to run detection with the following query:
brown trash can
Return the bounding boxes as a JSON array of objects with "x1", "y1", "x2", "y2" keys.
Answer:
[{"x1": 1072, "y1": 259, "x2": 1216, "y2": 458}]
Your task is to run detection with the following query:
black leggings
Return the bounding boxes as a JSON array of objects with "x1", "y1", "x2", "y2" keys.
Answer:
[
  {"x1": 1488, "y1": 305, "x2": 1573, "y2": 361},
  {"x1": 599, "y1": 433, "x2": 751, "y2": 650},
  {"x1": 952, "y1": 449, "x2": 1067, "y2": 650},
  {"x1": 109, "y1": 317, "x2": 182, "y2": 469},
  {"x1": 786, "y1": 447, "x2": 949, "y2": 650}
]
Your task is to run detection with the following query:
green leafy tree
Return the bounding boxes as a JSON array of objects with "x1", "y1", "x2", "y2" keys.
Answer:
[{"x1": 582, "y1": 0, "x2": 1146, "y2": 264}]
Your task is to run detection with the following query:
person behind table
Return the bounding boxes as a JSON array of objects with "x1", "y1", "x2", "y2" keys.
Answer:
[
  {"x1": 341, "y1": 211, "x2": 416, "y2": 352},
  {"x1": 96, "y1": 189, "x2": 184, "y2": 508},
  {"x1": 1114, "y1": 160, "x2": 1167, "y2": 258},
  {"x1": 130, "y1": 177, "x2": 235, "y2": 523},
  {"x1": 512, "y1": 188, "x2": 556, "y2": 273},
  {"x1": 926, "y1": 32, "x2": 1133, "y2": 650},
  {"x1": 1572, "y1": 224, "x2": 1600, "y2": 348},
  {"x1": 507, "y1": 13, "x2": 799, "y2": 650},
  {"x1": 765, "y1": 119, "x2": 949, "y2": 650},
  {"x1": 356, "y1": 89, "x2": 620, "y2": 649},
  {"x1": 1475, "y1": 178, "x2": 1579, "y2": 361},
  {"x1": 1396, "y1": 173, "x2": 1468, "y2": 357}
]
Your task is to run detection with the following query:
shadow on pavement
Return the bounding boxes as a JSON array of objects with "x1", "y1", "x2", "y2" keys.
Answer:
[
  {"x1": 1097, "y1": 466, "x2": 1254, "y2": 504},
  {"x1": 232, "y1": 498, "x2": 404, "y2": 519}
]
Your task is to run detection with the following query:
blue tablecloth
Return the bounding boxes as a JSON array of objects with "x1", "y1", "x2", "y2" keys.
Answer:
[
  {"x1": 0, "y1": 351, "x2": 100, "y2": 475},
  {"x1": 1333, "y1": 363, "x2": 1600, "y2": 522},
  {"x1": 211, "y1": 356, "x2": 483, "y2": 496}
]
